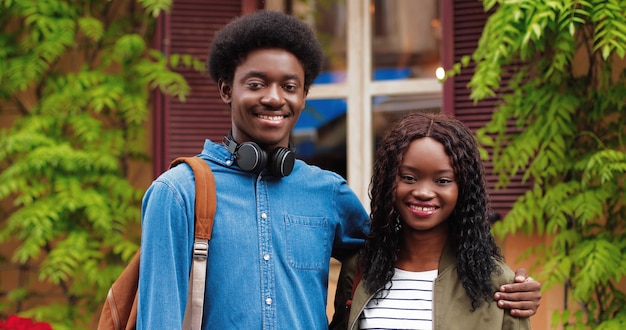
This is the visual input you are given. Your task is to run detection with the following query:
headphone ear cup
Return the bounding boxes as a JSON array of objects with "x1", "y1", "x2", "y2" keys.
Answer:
[
  {"x1": 270, "y1": 147, "x2": 296, "y2": 177},
  {"x1": 236, "y1": 142, "x2": 267, "y2": 173}
]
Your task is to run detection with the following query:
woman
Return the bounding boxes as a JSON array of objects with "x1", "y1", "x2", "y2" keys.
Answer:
[{"x1": 338, "y1": 113, "x2": 531, "y2": 329}]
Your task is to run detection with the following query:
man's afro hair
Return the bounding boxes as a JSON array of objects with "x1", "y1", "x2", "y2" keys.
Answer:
[{"x1": 207, "y1": 10, "x2": 324, "y2": 89}]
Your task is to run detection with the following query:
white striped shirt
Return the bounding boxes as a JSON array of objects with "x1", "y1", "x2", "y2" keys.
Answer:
[{"x1": 359, "y1": 268, "x2": 438, "y2": 330}]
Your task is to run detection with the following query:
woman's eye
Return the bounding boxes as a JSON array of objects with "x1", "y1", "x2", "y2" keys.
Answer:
[
  {"x1": 400, "y1": 174, "x2": 416, "y2": 182},
  {"x1": 437, "y1": 178, "x2": 454, "y2": 184}
]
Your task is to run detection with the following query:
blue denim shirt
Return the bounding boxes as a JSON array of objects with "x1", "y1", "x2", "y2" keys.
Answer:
[{"x1": 137, "y1": 140, "x2": 369, "y2": 329}]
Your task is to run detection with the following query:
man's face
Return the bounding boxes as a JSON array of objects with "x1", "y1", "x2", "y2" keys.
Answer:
[{"x1": 218, "y1": 48, "x2": 307, "y2": 151}]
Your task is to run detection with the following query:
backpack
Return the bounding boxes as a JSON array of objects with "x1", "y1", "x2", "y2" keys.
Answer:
[{"x1": 97, "y1": 156, "x2": 216, "y2": 330}]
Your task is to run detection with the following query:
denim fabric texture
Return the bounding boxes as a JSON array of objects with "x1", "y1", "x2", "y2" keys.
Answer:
[{"x1": 137, "y1": 139, "x2": 369, "y2": 329}]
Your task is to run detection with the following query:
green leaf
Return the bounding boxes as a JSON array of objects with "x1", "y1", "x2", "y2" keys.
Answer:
[
  {"x1": 78, "y1": 16, "x2": 104, "y2": 42},
  {"x1": 464, "y1": 0, "x2": 626, "y2": 328},
  {"x1": 0, "y1": 1, "x2": 199, "y2": 327}
]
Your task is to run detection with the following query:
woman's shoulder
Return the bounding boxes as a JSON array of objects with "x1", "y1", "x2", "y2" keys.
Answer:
[{"x1": 490, "y1": 258, "x2": 516, "y2": 287}]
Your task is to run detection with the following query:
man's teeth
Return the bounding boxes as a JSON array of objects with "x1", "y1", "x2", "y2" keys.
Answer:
[{"x1": 259, "y1": 115, "x2": 283, "y2": 121}]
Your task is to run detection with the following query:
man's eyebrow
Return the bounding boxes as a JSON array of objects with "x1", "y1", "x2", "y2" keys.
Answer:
[
  {"x1": 283, "y1": 73, "x2": 302, "y2": 81},
  {"x1": 240, "y1": 70, "x2": 267, "y2": 79},
  {"x1": 240, "y1": 70, "x2": 302, "y2": 82}
]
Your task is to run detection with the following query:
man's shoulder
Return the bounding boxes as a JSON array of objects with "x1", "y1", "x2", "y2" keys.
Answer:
[
  {"x1": 149, "y1": 160, "x2": 199, "y2": 196},
  {"x1": 294, "y1": 160, "x2": 345, "y2": 181},
  {"x1": 161, "y1": 160, "x2": 195, "y2": 179}
]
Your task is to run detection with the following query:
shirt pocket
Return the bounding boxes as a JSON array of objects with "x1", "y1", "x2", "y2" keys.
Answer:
[{"x1": 285, "y1": 215, "x2": 329, "y2": 270}]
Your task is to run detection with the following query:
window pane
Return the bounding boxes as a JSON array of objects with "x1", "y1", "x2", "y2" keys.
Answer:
[
  {"x1": 372, "y1": 0, "x2": 441, "y2": 80},
  {"x1": 374, "y1": 97, "x2": 441, "y2": 144},
  {"x1": 293, "y1": 98, "x2": 348, "y2": 179},
  {"x1": 296, "y1": 0, "x2": 348, "y2": 72}
]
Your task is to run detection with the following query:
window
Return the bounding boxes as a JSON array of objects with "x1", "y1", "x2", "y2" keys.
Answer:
[{"x1": 282, "y1": 0, "x2": 442, "y2": 204}]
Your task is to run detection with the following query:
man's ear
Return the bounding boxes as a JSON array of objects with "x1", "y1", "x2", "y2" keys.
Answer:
[{"x1": 218, "y1": 79, "x2": 232, "y2": 103}]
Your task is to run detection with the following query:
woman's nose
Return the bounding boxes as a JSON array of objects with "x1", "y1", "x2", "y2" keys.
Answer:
[{"x1": 411, "y1": 184, "x2": 436, "y2": 199}]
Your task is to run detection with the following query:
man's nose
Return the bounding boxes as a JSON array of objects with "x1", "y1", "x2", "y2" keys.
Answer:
[{"x1": 260, "y1": 85, "x2": 284, "y2": 108}]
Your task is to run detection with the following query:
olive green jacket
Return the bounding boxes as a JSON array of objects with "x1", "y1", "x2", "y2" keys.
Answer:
[{"x1": 330, "y1": 242, "x2": 531, "y2": 330}]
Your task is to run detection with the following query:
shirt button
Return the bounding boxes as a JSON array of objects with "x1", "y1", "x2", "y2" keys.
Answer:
[
  {"x1": 263, "y1": 254, "x2": 270, "y2": 261},
  {"x1": 261, "y1": 213, "x2": 267, "y2": 220},
  {"x1": 225, "y1": 159, "x2": 232, "y2": 166},
  {"x1": 265, "y1": 298, "x2": 272, "y2": 305}
]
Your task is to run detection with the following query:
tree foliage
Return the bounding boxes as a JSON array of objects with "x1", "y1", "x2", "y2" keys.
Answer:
[
  {"x1": 458, "y1": 0, "x2": 626, "y2": 328},
  {"x1": 0, "y1": 0, "x2": 202, "y2": 328}
]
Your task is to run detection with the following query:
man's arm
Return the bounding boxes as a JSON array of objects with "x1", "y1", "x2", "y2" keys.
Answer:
[
  {"x1": 138, "y1": 176, "x2": 194, "y2": 328},
  {"x1": 494, "y1": 268, "x2": 542, "y2": 317},
  {"x1": 329, "y1": 251, "x2": 359, "y2": 330}
]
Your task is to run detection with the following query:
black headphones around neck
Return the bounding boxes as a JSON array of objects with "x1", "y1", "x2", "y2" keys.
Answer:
[{"x1": 223, "y1": 131, "x2": 296, "y2": 177}]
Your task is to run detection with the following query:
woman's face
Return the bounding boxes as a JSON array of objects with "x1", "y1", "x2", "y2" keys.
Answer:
[{"x1": 394, "y1": 137, "x2": 458, "y2": 234}]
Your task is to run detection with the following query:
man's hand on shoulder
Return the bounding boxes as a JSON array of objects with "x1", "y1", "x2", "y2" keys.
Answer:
[{"x1": 494, "y1": 268, "x2": 542, "y2": 317}]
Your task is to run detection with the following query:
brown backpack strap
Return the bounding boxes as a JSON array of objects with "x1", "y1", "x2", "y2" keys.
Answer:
[
  {"x1": 169, "y1": 156, "x2": 216, "y2": 329},
  {"x1": 169, "y1": 157, "x2": 216, "y2": 240}
]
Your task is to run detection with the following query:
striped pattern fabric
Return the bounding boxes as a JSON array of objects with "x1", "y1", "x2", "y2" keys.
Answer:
[{"x1": 359, "y1": 269, "x2": 438, "y2": 330}]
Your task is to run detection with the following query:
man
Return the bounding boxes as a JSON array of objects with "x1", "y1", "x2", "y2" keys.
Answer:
[{"x1": 137, "y1": 10, "x2": 541, "y2": 329}]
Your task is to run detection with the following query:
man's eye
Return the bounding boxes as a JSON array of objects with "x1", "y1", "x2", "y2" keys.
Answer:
[{"x1": 284, "y1": 84, "x2": 297, "y2": 91}]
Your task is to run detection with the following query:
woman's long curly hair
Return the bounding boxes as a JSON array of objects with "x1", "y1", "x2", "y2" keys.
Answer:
[{"x1": 359, "y1": 112, "x2": 504, "y2": 310}]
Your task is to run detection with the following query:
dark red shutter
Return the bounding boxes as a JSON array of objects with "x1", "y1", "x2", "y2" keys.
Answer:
[
  {"x1": 444, "y1": 0, "x2": 531, "y2": 218},
  {"x1": 153, "y1": 1, "x2": 243, "y2": 175}
]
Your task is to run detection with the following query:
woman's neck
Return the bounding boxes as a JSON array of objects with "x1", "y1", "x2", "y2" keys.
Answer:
[{"x1": 395, "y1": 228, "x2": 448, "y2": 272}]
